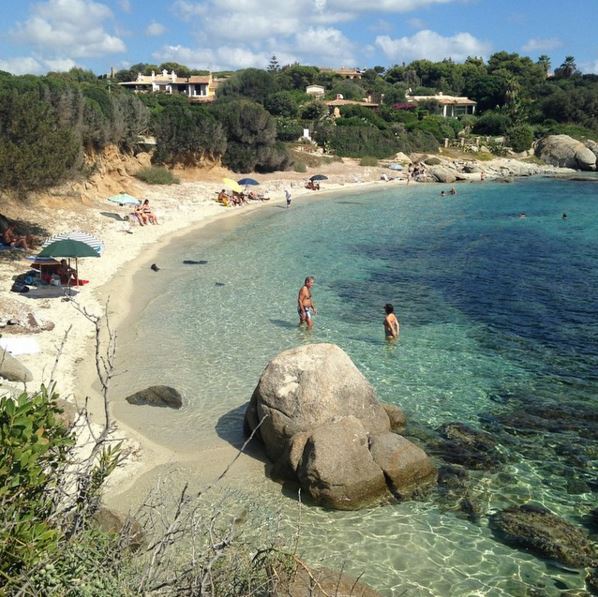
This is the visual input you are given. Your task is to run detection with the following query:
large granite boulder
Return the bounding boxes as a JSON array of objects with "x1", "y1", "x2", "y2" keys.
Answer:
[
  {"x1": 427, "y1": 165, "x2": 457, "y2": 183},
  {"x1": 246, "y1": 344, "x2": 436, "y2": 509},
  {"x1": 535, "y1": 135, "x2": 597, "y2": 171},
  {"x1": 490, "y1": 504, "x2": 597, "y2": 568},
  {"x1": 125, "y1": 385, "x2": 183, "y2": 409},
  {"x1": 0, "y1": 348, "x2": 33, "y2": 383}
]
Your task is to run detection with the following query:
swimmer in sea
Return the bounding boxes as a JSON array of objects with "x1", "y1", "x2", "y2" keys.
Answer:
[{"x1": 384, "y1": 303, "x2": 400, "y2": 340}]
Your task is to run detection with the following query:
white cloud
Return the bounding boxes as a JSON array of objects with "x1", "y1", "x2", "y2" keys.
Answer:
[
  {"x1": 154, "y1": 44, "x2": 297, "y2": 71},
  {"x1": 12, "y1": 0, "x2": 126, "y2": 58},
  {"x1": 0, "y1": 55, "x2": 77, "y2": 75},
  {"x1": 203, "y1": 14, "x2": 299, "y2": 42},
  {"x1": 146, "y1": 21, "x2": 166, "y2": 36},
  {"x1": 292, "y1": 27, "x2": 355, "y2": 65},
  {"x1": 172, "y1": 0, "x2": 207, "y2": 20},
  {"x1": 118, "y1": 0, "x2": 131, "y2": 12},
  {"x1": 522, "y1": 37, "x2": 562, "y2": 53},
  {"x1": 579, "y1": 59, "x2": 598, "y2": 75},
  {"x1": 0, "y1": 56, "x2": 44, "y2": 75},
  {"x1": 324, "y1": 0, "x2": 455, "y2": 11},
  {"x1": 375, "y1": 30, "x2": 490, "y2": 62}
]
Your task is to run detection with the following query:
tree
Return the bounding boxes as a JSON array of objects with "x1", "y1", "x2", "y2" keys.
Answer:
[
  {"x1": 537, "y1": 55, "x2": 551, "y2": 77},
  {"x1": 507, "y1": 124, "x2": 534, "y2": 152},
  {"x1": 264, "y1": 91, "x2": 298, "y2": 117},
  {"x1": 217, "y1": 68, "x2": 277, "y2": 104},
  {"x1": 158, "y1": 62, "x2": 191, "y2": 77},
  {"x1": 554, "y1": 56, "x2": 579, "y2": 79},
  {"x1": 267, "y1": 55, "x2": 280, "y2": 72}
]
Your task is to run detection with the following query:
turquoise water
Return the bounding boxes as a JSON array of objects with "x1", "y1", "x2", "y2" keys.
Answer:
[{"x1": 113, "y1": 178, "x2": 597, "y2": 595}]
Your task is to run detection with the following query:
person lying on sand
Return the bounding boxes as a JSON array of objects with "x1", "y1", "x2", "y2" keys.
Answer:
[{"x1": 2, "y1": 226, "x2": 34, "y2": 250}]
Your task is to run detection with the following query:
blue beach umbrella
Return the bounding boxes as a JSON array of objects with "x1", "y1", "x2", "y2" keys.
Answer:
[
  {"x1": 388, "y1": 163, "x2": 403, "y2": 171},
  {"x1": 237, "y1": 178, "x2": 259, "y2": 186},
  {"x1": 107, "y1": 193, "x2": 140, "y2": 206},
  {"x1": 310, "y1": 174, "x2": 328, "y2": 181}
]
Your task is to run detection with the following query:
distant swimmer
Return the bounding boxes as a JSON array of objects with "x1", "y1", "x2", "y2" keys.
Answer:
[
  {"x1": 440, "y1": 190, "x2": 446, "y2": 197},
  {"x1": 384, "y1": 303, "x2": 400, "y2": 340},
  {"x1": 285, "y1": 189, "x2": 292, "y2": 208},
  {"x1": 518, "y1": 212, "x2": 527, "y2": 219},
  {"x1": 449, "y1": 186, "x2": 457, "y2": 195},
  {"x1": 298, "y1": 276, "x2": 317, "y2": 329},
  {"x1": 562, "y1": 213, "x2": 568, "y2": 219}
]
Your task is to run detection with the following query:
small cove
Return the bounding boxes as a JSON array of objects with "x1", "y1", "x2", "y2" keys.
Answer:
[{"x1": 109, "y1": 179, "x2": 598, "y2": 595}]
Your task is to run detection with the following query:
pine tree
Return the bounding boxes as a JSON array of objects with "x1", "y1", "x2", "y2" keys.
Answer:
[{"x1": 267, "y1": 55, "x2": 280, "y2": 73}]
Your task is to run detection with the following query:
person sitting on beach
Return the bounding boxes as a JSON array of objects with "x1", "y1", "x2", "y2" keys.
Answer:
[
  {"x1": 305, "y1": 180, "x2": 320, "y2": 191},
  {"x1": 217, "y1": 189, "x2": 230, "y2": 206},
  {"x1": 142, "y1": 199, "x2": 158, "y2": 224},
  {"x1": 383, "y1": 303, "x2": 400, "y2": 340},
  {"x1": 2, "y1": 226, "x2": 33, "y2": 250},
  {"x1": 57, "y1": 259, "x2": 78, "y2": 286},
  {"x1": 132, "y1": 203, "x2": 148, "y2": 225}
]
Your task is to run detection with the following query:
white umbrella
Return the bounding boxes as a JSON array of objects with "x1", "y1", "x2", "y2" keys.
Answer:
[{"x1": 41, "y1": 230, "x2": 104, "y2": 256}]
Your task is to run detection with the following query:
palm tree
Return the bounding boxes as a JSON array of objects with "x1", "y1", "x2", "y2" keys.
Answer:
[
  {"x1": 537, "y1": 55, "x2": 551, "y2": 77},
  {"x1": 554, "y1": 56, "x2": 579, "y2": 79}
]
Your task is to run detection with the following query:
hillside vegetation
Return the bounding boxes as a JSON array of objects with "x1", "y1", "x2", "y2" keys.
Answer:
[{"x1": 0, "y1": 53, "x2": 597, "y2": 193}]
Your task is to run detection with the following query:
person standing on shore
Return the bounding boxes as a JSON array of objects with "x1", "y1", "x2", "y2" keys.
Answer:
[
  {"x1": 298, "y1": 276, "x2": 317, "y2": 328},
  {"x1": 285, "y1": 189, "x2": 292, "y2": 208},
  {"x1": 383, "y1": 303, "x2": 400, "y2": 340}
]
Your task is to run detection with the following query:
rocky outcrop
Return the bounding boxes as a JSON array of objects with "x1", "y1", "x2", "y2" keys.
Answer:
[
  {"x1": 490, "y1": 504, "x2": 597, "y2": 568},
  {"x1": 535, "y1": 135, "x2": 597, "y2": 171},
  {"x1": 93, "y1": 507, "x2": 144, "y2": 551},
  {"x1": 245, "y1": 344, "x2": 436, "y2": 509},
  {"x1": 125, "y1": 385, "x2": 183, "y2": 409},
  {"x1": 427, "y1": 165, "x2": 457, "y2": 183},
  {"x1": 0, "y1": 348, "x2": 33, "y2": 383}
]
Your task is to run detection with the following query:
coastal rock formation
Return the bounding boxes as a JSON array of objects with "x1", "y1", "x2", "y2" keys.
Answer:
[
  {"x1": 433, "y1": 422, "x2": 506, "y2": 471},
  {"x1": 535, "y1": 135, "x2": 597, "y2": 171},
  {"x1": 490, "y1": 504, "x2": 597, "y2": 568},
  {"x1": 125, "y1": 385, "x2": 183, "y2": 409},
  {"x1": 427, "y1": 165, "x2": 457, "y2": 183},
  {"x1": 245, "y1": 343, "x2": 436, "y2": 509},
  {"x1": 0, "y1": 347, "x2": 33, "y2": 383}
]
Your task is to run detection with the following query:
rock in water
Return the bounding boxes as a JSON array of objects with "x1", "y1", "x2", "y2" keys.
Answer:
[
  {"x1": 490, "y1": 504, "x2": 597, "y2": 568},
  {"x1": 150, "y1": 263, "x2": 160, "y2": 272},
  {"x1": 245, "y1": 343, "x2": 436, "y2": 509},
  {"x1": 126, "y1": 385, "x2": 183, "y2": 409},
  {"x1": 183, "y1": 259, "x2": 208, "y2": 265},
  {"x1": 0, "y1": 348, "x2": 33, "y2": 382}
]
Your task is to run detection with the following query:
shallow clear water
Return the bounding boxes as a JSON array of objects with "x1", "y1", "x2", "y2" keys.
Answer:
[{"x1": 113, "y1": 179, "x2": 597, "y2": 595}]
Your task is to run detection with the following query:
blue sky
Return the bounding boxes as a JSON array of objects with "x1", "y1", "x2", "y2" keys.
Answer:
[{"x1": 1, "y1": 0, "x2": 597, "y2": 76}]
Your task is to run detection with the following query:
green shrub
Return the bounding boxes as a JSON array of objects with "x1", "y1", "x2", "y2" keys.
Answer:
[
  {"x1": 507, "y1": 124, "x2": 534, "y2": 152},
  {"x1": 293, "y1": 161, "x2": 307, "y2": 172},
  {"x1": 359, "y1": 156, "x2": 378, "y2": 166},
  {"x1": 276, "y1": 117, "x2": 303, "y2": 141},
  {"x1": 473, "y1": 110, "x2": 511, "y2": 135},
  {"x1": 135, "y1": 166, "x2": 179, "y2": 185}
]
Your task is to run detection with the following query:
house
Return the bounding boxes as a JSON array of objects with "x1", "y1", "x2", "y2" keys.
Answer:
[
  {"x1": 119, "y1": 69, "x2": 223, "y2": 102},
  {"x1": 320, "y1": 67, "x2": 363, "y2": 80},
  {"x1": 405, "y1": 92, "x2": 476, "y2": 117},
  {"x1": 325, "y1": 94, "x2": 379, "y2": 118},
  {"x1": 306, "y1": 84, "x2": 325, "y2": 98}
]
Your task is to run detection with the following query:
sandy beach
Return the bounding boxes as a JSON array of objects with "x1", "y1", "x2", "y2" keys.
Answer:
[
  {"x1": 0, "y1": 153, "x2": 574, "y2": 502},
  {"x1": 0, "y1": 158, "x2": 412, "y2": 498}
]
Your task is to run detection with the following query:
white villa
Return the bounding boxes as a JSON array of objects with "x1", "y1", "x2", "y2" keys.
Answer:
[
  {"x1": 306, "y1": 84, "x2": 325, "y2": 98},
  {"x1": 406, "y1": 92, "x2": 477, "y2": 117},
  {"x1": 119, "y1": 69, "x2": 223, "y2": 102}
]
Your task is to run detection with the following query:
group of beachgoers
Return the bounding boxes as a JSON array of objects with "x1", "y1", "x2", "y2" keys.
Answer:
[
  {"x1": 2, "y1": 226, "x2": 37, "y2": 251},
  {"x1": 297, "y1": 276, "x2": 400, "y2": 340},
  {"x1": 131, "y1": 199, "x2": 159, "y2": 226}
]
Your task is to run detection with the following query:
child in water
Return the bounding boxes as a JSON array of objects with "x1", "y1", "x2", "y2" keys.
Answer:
[{"x1": 384, "y1": 304, "x2": 400, "y2": 340}]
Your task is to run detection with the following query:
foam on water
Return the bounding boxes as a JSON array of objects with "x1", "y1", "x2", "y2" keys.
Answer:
[{"x1": 112, "y1": 178, "x2": 598, "y2": 595}]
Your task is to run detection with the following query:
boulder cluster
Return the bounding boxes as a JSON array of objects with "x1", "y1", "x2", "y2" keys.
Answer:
[{"x1": 245, "y1": 343, "x2": 436, "y2": 510}]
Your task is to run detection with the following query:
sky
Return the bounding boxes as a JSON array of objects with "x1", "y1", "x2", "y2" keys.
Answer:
[{"x1": 0, "y1": 0, "x2": 597, "y2": 77}]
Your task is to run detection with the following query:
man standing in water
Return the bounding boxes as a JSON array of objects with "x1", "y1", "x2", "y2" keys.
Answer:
[
  {"x1": 298, "y1": 276, "x2": 317, "y2": 328},
  {"x1": 285, "y1": 189, "x2": 292, "y2": 208},
  {"x1": 384, "y1": 303, "x2": 400, "y2": 340}
]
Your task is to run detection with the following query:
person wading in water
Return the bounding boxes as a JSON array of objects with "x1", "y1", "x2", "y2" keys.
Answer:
[{"x1": 298, "y1": 276, "x2": 317, "y2": 329}]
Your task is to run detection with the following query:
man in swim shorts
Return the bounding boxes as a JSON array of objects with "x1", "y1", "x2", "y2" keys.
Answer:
[{"x1": 298, "y1": 276, "x2": 317, "y2": 329}]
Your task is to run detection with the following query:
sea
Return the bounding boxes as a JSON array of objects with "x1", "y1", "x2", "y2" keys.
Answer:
[{"x1": 111, "y1": 177, "x2": 597, "y2": 596}]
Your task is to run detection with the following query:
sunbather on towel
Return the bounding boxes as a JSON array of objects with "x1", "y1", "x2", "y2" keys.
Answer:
[{"x1": 2, "y1": 226, "x2": 33, "y2": 250}]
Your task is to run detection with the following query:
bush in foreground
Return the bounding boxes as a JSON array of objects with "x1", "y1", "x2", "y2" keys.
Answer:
[{"x1": 135, "y1": 166, "x2": 180, "y2": 185}]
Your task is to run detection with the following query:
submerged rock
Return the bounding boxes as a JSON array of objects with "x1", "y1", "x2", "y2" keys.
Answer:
[
  {"x1": 489, "y1": 504, "x2": 597, "y2": 568},
  {"x1": 183, "y1": 259, "x2": 208, "y2": 264},
  {"x1": 245, "y1": 343, "x2": 436, "y2": 509},
  {"x1": 126, "y1": 385, "x2": 183, "y2": 409},
  {"x1": 434, "y1": 422, "x2": 506, "y2": 470}
]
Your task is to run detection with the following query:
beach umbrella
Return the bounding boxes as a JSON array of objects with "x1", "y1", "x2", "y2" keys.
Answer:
[
  {"x1": 388, "y1": 163, "x2": 403, "y2": 171},
  {"x1": 223, "y1": 178, "x2": 242, "y2": 193},
  {"x1": 237, "y1": 178, "x2": 259, "y2": 186},
  {"x1": 38, "y1": 239, "x2": 100, "y2": 259},
  {"x1": 310, "y1": 174, "x2": 328, "y2": 181},
  {"x1": 107, "y1": 193, "x2": 140, "y2": 206},
  {"x1": 41, "y1": 230, "x2": 104, "y2": 256}
]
